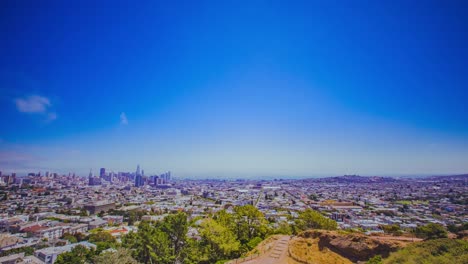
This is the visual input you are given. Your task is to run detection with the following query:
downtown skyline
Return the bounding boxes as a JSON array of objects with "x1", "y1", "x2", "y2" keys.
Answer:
[{"x1": 1, "y1": 1, "x2": 468, "y2": 178}]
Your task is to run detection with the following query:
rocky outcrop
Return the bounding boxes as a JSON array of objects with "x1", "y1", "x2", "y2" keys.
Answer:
[{"x1": 298, "y1": 230, "x2": 403, "y2": 262}]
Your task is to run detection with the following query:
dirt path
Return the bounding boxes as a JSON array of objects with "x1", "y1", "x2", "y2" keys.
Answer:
[{"x1": 242, "y1": 235, "x2": 291, "y2": 264}]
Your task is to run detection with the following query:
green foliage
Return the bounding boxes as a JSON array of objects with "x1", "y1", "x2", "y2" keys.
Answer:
[
  {"x1": 62, "y1": 233, "x2": 78, "y2": 243},
  {"x1": 383, "y1": 239, "x2": 468, "y2": 264},
  {"x1": 271, "y1": 221, "x2": 293, "y2": 235},
  {"x1": 127, "y1": 210, "x2": 146, "y2": 225},
  {"x1": 414, "y1": 223, "x2": 448, "y2": 240},
  {"x1": 367, "y1": 255, "x2": 383, "y2": 264},
  {"x1": 0, "y1": 246, "x2": 34, "y2": 257},
  {"x1": 199, "y1": 218, "x2": 241, "y2": 262},
  {"x1": 246, "y1": 237, "x2": 263, "y2": 250},
  {"x1": 88, "y1": 231, "x2": 116, "y2": 243},
  {"x1": 380, "y1": 224, "x2": 402, "y2": 235},
  {"x1": 447, "y1": 222, "x2": 468, "y2": 233},
  {"x1": 79, "y1": 208, "x2": 88, "y2": 216},
  {"x1": 55, "y1": 245, "x2": 95, "y2": 264},
  {"x1": 232, "y1": 205, "x2": 268, "y2": 243},
  {"x1": 122, "y1": 206, "x2": 273, "y2": 264},
  {"x1": 295, "y1": 208, "x2": 337, "y2": 232},
  {"x1": 160, "y1": 212, "x2": 189, "y2": 259},
  {"x1": 93, "y1": 248, "x2": 138, "y2": 264},
  {"x1": 88, "y1": 231, "x2": 117, "y2": 254},
  {"x1": 122, "y1": 213, "x2": 190, "y2": 264}
]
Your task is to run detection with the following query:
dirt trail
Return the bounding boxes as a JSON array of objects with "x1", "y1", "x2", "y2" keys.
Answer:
[{"x1": 242, "y1": 235, "x2": 291, "y2": 264}]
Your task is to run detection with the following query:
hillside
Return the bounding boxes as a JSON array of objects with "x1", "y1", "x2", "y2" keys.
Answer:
[
  {"x1": 383, "y1": 238, "x2": 468, "y2": 264},
  {"x1": 293, "y1": 230, "x2": 404, "y2": 263}
]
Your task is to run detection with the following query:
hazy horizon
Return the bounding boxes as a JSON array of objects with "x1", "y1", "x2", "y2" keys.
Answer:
[{"x1": 1, "y1": 1, "x2": 468, "y2": 177}]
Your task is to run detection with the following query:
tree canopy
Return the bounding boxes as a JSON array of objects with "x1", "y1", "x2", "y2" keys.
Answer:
[{"x1": 295, "y1": 208, "x2": 337, "y2": 231}]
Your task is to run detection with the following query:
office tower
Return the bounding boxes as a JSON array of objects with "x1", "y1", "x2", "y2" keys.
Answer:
[
  {"x1": 135, "y1": 174, "x2": 143, "y2": 187},
  {"x1": 100, "y1": 168, "x2": 106, "y2": 178},
  {"x1": 136, "y1": 164, "x2": 141, "y2": 175},
  {"x1": 135, "y1": 164, "x2": 143, "y2": 187}
]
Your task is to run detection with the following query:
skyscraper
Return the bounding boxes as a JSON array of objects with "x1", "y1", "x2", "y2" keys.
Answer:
[
  {"x1": 135, "y1": 164, "x2": 143, "y2": 187},
  {"x1": 100, "y1": 168, "x2": 106, "y2": 178},
  {"x1": 135, "y1": 174, "x2": 143, "y2": 187}
]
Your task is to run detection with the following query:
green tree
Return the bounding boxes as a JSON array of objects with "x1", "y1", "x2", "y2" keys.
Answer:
[
  {"x1": 88, "y1": 231, "x2": 117, "y2": 254},
  {"x1": 272, "y1": 221, "x2": 293, "y2": 235},
  {"x1": 213, "y1": 209, "x2": 235, "y2": 230},
  {"x1": 122, "y1": 220, "x2": 174, "y2": 264},
  {"x1": 232, "y1": 205, "x2": 268, "y2": 243},
  {"x1": 62, "y1": 233, "x2": 78, "y2": 243},
  {"x1": 55, "y1": 245, "x2": 94, "y2": 264},
  {"x1": 380, "y1": 224, "x2": 402, "y2": 235},
  {"x1": 247, "y1": 237, "x2": 263, "y2": 250},
  {"x1": 94, "y1": 248, "x2": 138, "y2": 264},
  {"x1": 160, "y1": 212, "x2": 188, "y2": 261},
  {"x1": 414, "y1": 223, "x2": 448, "y2": 240},
  {"x1": 79, "y1": 208, "x2": 88, "y2": 216},
  {"x1": 367, "y1": 255, "x2": 383, "y2": 264},
  {"x1": 88, "y1": 231, "x2": 116, "y2": 243},
  {"x1": 199, "y1": 218, "x2": 241, "y2": 262},
  {"x1": 295, "y1": 208, "x2": 337, "y2": 231}
]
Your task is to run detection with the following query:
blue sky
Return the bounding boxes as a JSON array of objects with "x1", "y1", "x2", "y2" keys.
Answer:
[{"x1": 1, "y1": 1, "x2": 468, "y2": 177}]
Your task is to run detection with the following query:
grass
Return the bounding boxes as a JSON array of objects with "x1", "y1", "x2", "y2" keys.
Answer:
[{"x1": 383, "y1": 238, "x2": 468, "y2": 264}]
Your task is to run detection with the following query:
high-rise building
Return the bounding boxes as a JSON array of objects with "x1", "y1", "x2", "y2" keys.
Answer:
[
  {"x1": 135, "y1": 174, "x2": 143, "y2": 187},
  {"x1": 135, "y1": 164, "x2": 143, "y2": 187},
  {"x1": 100, "y1": 168, "x2": 106, "y2": 178}
]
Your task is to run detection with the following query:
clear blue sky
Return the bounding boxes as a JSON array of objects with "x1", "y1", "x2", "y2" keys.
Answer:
[{"x1": 1, "y1": 1, "x2": 467, "y2": 177}]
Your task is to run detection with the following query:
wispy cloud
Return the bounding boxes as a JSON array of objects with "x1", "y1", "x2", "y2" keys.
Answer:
[
  {"x1": 15, "y1": 95, "x2": 51, "y2": 113},
  {"x1": 0, "y1": 150, "x2": 41, "y2": 171},
  {"x1": 46, "y1": 112, "x2": 58, "y2": 122},
  {"x1": 14, "y1": 95, "x2": 57, "y2": 122},
  {"x1": 120, "y1": 112, "x2": 128, "y2": 125}
]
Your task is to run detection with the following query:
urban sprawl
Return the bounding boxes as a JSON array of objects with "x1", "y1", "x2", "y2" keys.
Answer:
[{"x1": 0, "y1": 166, "x2": 466, "y2": 263}]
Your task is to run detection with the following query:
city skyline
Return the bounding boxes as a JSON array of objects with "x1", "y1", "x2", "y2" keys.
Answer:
[{"x1": 1, "y1": 1, "x2": 468, "y2": 177}]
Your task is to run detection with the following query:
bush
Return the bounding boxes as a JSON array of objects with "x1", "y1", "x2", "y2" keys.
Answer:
[
  {"x1": 247, "y1": 237, "x2": 263, "y2": 250},
  {"x1": 414, "y1": 223, "x2": 447, "y2": 240}
]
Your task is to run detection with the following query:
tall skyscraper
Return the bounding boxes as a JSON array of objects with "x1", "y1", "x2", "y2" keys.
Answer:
[
  {"x1": 135, "y1": 174, "x2": 143, "y2": 187},
  {"x1": 135, "y1": 164, "x2": 143, "y2": 187},
  {"x1": 100, "y1": 168, "x2": 106, "y2": 178}
]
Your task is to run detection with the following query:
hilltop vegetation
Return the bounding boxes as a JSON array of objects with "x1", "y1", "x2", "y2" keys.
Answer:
[
  {"x1": 55, "y1": 207, "x2": 468, "y2": 264},
  {"x1": 382, "y1": 238, "x2": 468, "y2": 264}
]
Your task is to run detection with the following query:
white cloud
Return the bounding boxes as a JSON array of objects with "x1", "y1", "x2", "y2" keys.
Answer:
[
  {"x1": 14, "y1": 95, "x2": 57, "y2": 122},
  {"x1": 120, "y1": 112, "x2": 128, "y2": 125},
  {"x1": 15, "y1": 95, "x2": 51, "y2": 113}
]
